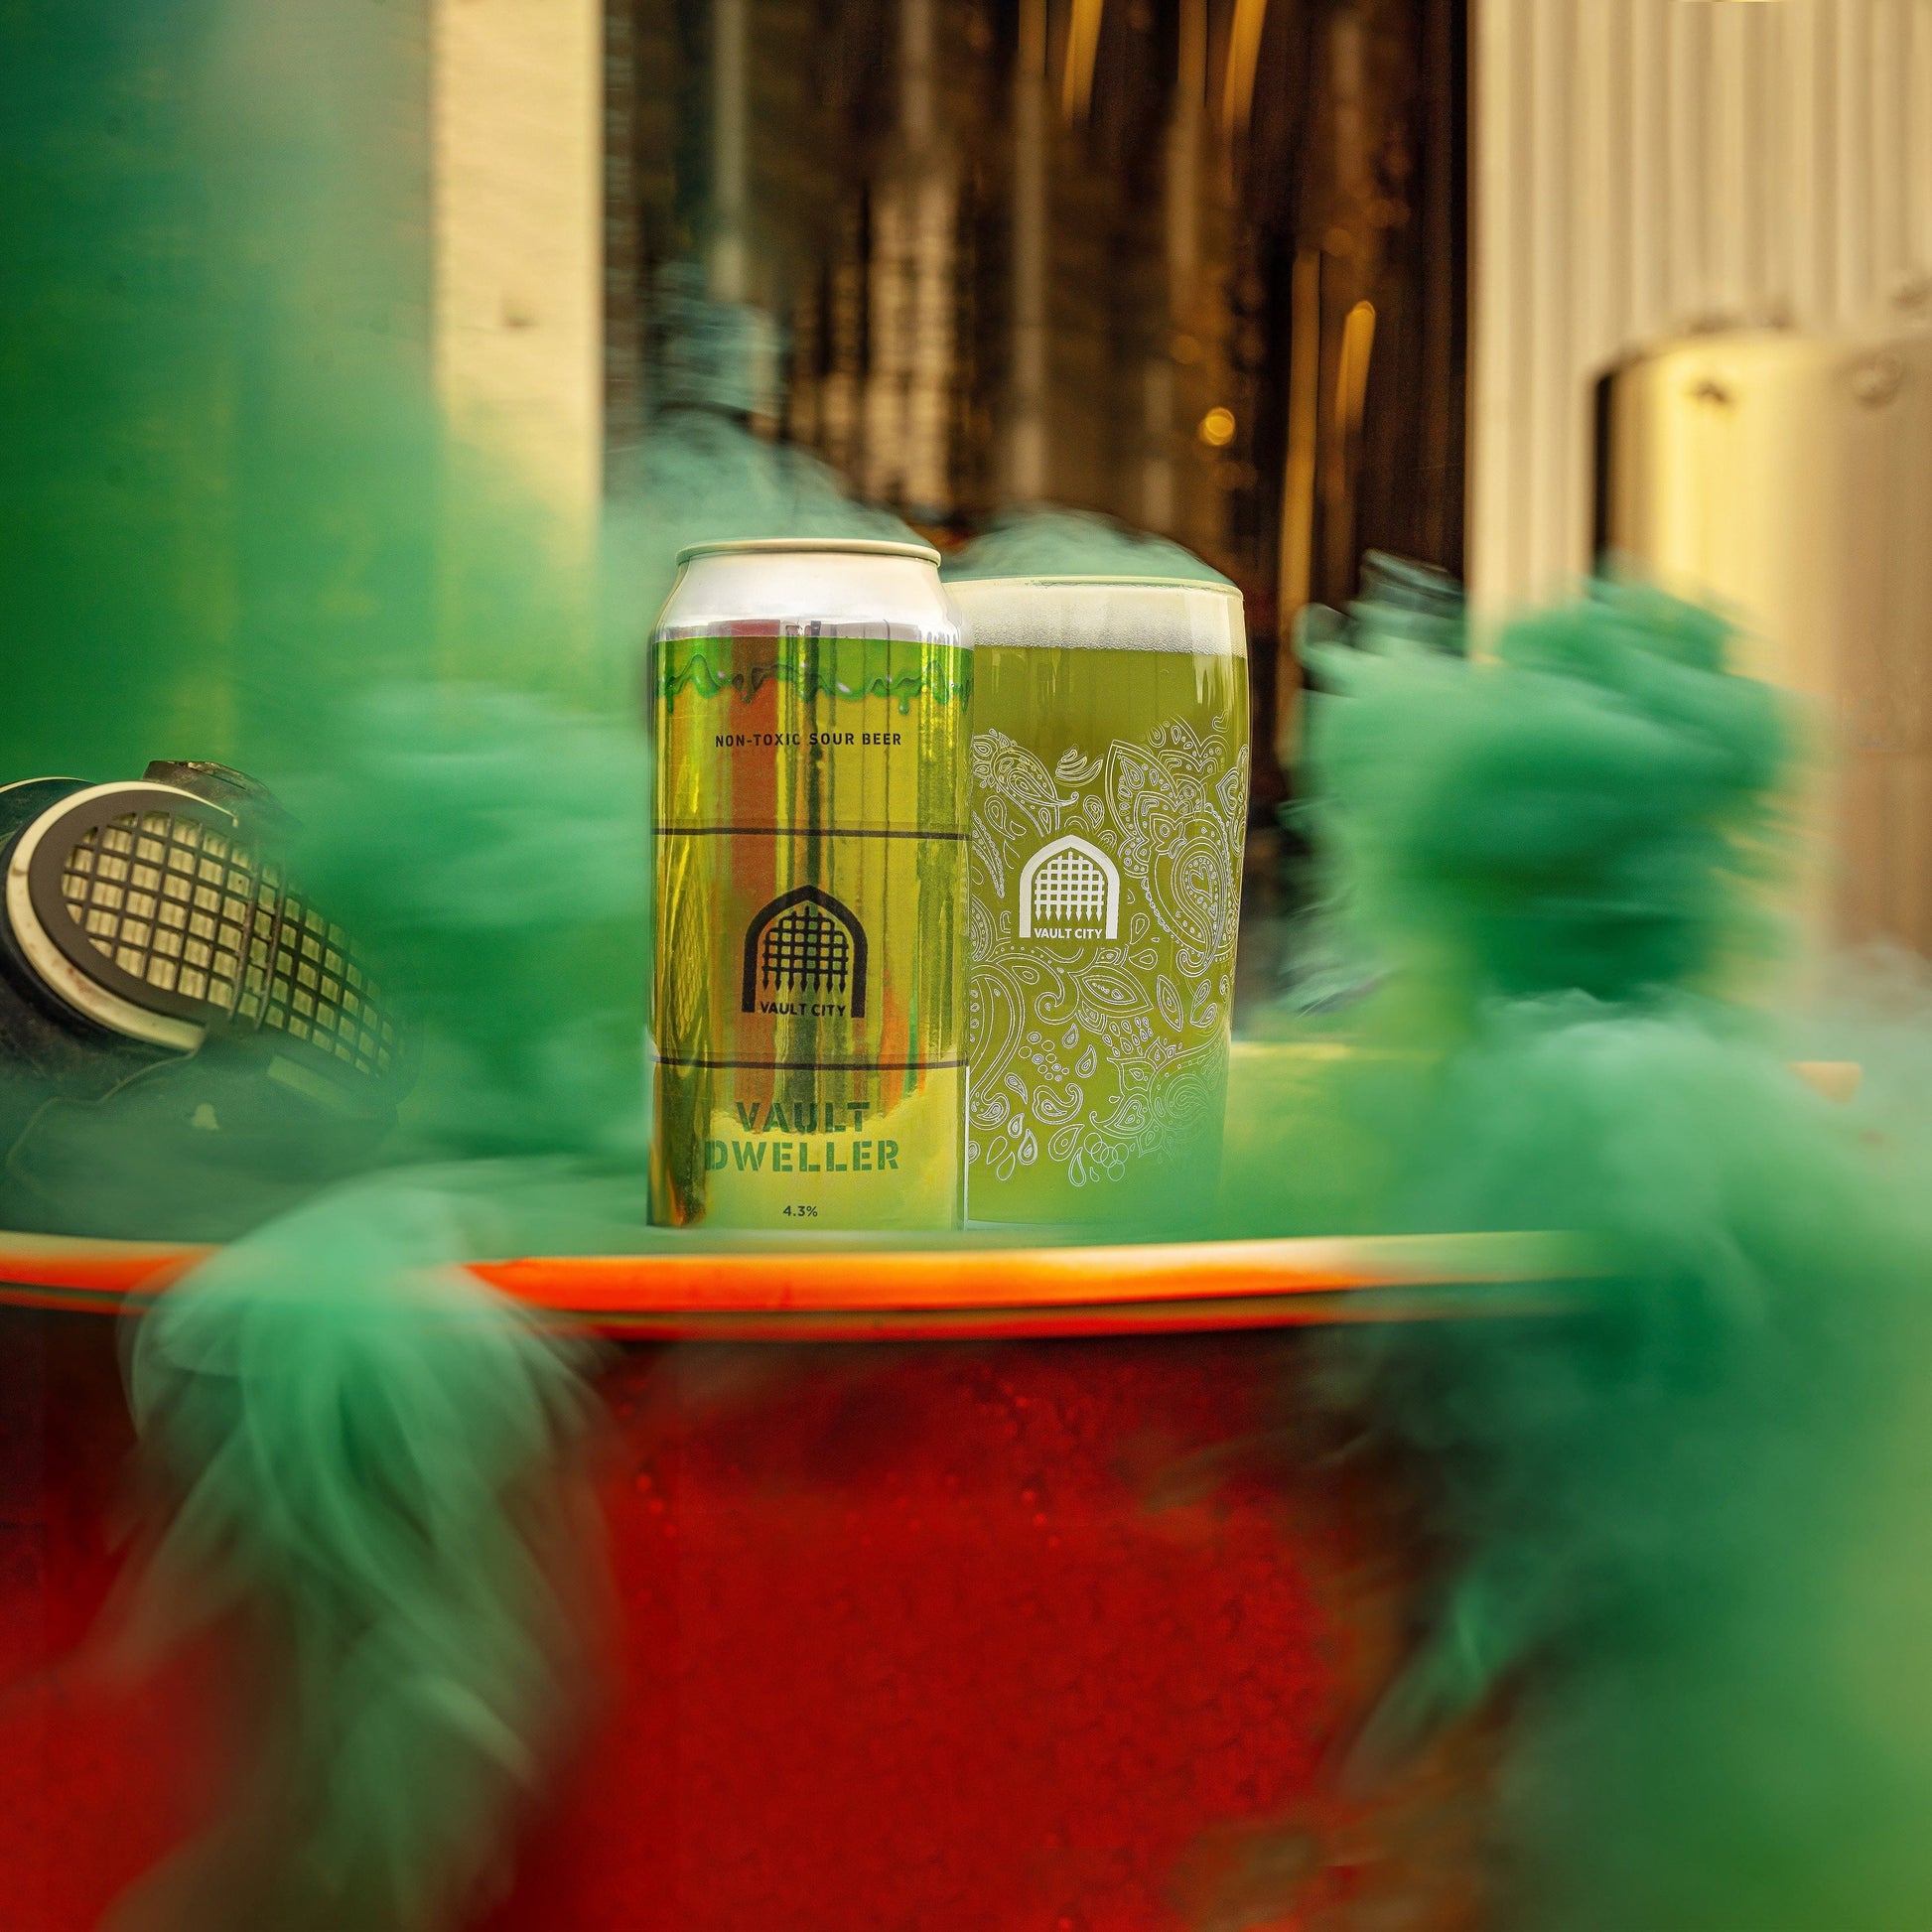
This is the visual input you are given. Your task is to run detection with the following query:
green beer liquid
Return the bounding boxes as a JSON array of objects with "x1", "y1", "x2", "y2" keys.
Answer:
[{"x1": 964, "y1": 609, "x2": 1249, "y2": 1228}]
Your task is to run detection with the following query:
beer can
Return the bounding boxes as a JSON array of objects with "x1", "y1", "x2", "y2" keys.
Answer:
[
  {"x1": 950, "y1": 575, "x2": 1249, "y2": 1228},
  {"x1": 648, "y1": 538, "x2": 970, "y2": 1229}
]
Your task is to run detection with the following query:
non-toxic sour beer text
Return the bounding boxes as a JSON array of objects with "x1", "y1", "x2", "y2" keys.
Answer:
[{"x1": 649, "y1": 540, "x2": 969, "y2": 1230}]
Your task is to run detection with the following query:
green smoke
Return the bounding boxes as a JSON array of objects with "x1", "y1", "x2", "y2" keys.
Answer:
[
  {"x1": 283, "y1": 685, "x2": 648, "y2": 1165},
  {"x1": 1221, "y1": 577, "x2": 1932, "y2": 1929},
  {"x1": 106, "y1": 1184, "x2": 605, "y2": 1932},
  {"x1": 0, "y1": 0, "x2": 655, "y2": 1194},
  {"x1": 4, "y1": 3, "x2": 634, "y2": 1924},
  {"x1": 944, "y1": 505, "x2": 1231, "y2": 583},
  {"x1": 603, "y1": 264, "x2": 915, "y2": 645},
  {"x1": 0, "y1": 33, "x2": 921, "y2": 1924},
  {"x1": 16, "y1": 4, "x2": 1932, "y2": 1928},
  {"x1": 1308, "y1": 577, "x2": 1788, "y2": 1015}
]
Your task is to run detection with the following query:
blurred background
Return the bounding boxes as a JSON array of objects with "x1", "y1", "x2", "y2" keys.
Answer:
[
  {"x1": 415, "y1": 1, "x2": 1929, "y2": 967},
  {"x1": 6, "y1": 14, "x2": 1932, "y2": 1928}
]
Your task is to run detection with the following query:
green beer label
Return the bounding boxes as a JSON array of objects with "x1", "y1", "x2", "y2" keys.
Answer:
[
  {"x1": 650, "y1": 632, "x2": 970, "y2": 1229},
  {"x1": 967, "y1": 647, "x2": 1248, "y2": 1223}
]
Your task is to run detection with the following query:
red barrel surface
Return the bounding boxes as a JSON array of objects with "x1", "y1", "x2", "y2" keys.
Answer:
[{"x1": 0, "y1": 1308, "x2": 1481, "y2": 1931}]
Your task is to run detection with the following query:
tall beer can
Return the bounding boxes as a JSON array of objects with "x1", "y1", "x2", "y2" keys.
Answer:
[
  {"x1": 648, "y1": 538, "x2": 970, "y2": 1229},
  {"x1": 951, "y1": 575, "x2": 1249, "y2": 1228}
]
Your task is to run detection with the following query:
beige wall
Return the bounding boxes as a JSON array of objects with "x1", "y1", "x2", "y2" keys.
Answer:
[
  {"x1": 1469, "y1": 0, "x2": 1932, "y2": 610},
  {"x1": 431, "y1": 0, "x2": 605, "y2": 524}
]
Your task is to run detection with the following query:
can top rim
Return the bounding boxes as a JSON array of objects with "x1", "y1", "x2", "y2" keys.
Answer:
[
  {"x1": 675, "y1": 537, "x2": 942, "y2": 567},
  {"x1": 945, "y1": 573, "x2": 1241, "y2": 598}
]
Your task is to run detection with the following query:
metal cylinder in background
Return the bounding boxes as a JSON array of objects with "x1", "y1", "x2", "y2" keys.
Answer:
[{"x1": 1603, "y1": 326, "x2": 1932, "y2": 956}]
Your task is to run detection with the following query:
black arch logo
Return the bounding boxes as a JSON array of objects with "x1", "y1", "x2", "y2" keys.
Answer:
[{"x1": 741, "y1": 887, "x2": 869, "y2": 1018}]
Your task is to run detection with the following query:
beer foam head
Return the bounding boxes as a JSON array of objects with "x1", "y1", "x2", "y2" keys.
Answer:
[{"x1": 946, "y1": 576, "x2": 1246, "y2": 657}]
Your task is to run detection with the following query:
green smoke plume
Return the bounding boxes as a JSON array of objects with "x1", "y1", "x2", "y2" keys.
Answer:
[
  {"x1": 603, "y1": 262, "x2": 915, "y2": 641},
  {"x1": 4, "y1": 3, "x2": 634, "y2": 1924},
  {"x1": 105, "y1": 1185, "x2": 605, "y2": 1932},
  {"x1": 1220, "y1": 577, "x2": 1932, "y2": 1929},
  {"x1": 17, "y1": 4, "x2": 1932, "y2": 1929},
  {"x1": 3, "y1": 0, "x2": 945, "y2": 1910},
  {"x1": 944, "y1": 505, "x2": 1232, "y2": 584}
]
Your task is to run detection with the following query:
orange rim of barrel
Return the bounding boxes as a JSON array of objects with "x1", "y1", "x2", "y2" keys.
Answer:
[{"x1": 0, "y1": 1230, "x2": 1593, "y2": 1340}]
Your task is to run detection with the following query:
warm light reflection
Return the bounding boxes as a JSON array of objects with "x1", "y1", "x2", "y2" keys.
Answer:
[
  {"x1": 1221, "y1": 0, "x2": 1269, "y2": 138},
  {"x1": 1061, "y1": 0, "x2": 1104, "y2": 124},
  {"x1": 1336, "y1": 299, "x2": 1377, "y2": 444},
  {"x1": 1198, "y1": 406, "x2": 1236, "y2": 447}
]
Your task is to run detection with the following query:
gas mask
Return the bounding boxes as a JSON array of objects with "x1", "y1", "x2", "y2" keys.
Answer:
[{"x1": 0, "y1": 761, "x2": 407, "y2": 1239}]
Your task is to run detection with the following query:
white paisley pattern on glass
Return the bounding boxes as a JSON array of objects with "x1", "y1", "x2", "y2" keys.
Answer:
[{"x1": 967, "y1": 715, "x2": 1248, "y2": 1190}]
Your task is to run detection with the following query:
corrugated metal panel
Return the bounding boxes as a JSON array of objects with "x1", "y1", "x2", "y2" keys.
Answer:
[{"x1": 1469, "y1": 0, "x2": 1932, "y2": 609}]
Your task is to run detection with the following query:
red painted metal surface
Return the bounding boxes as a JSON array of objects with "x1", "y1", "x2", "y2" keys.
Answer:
[{"x1": 0, "y1": 1304, "x2": 1483, "y2": 1931}]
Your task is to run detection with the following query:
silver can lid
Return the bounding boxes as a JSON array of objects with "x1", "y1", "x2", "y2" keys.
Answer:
[{"x1": 675, "y1": 536, "x2": 942, "y2": 568}]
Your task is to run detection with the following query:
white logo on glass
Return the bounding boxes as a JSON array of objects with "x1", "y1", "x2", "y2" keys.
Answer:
[{"x1": 1018, "y1": 835, "x2": 1120, "y2": 940}]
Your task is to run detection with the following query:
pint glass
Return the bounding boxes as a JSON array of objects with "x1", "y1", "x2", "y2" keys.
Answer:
[{"x1": 951, "y1": 575, "x2": 1249, "y2": 1226}]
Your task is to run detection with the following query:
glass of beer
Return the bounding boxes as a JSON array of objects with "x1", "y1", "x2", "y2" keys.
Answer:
[{"x1": 949, "y1": 575, "x2": 1249, "y2": 1227}]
